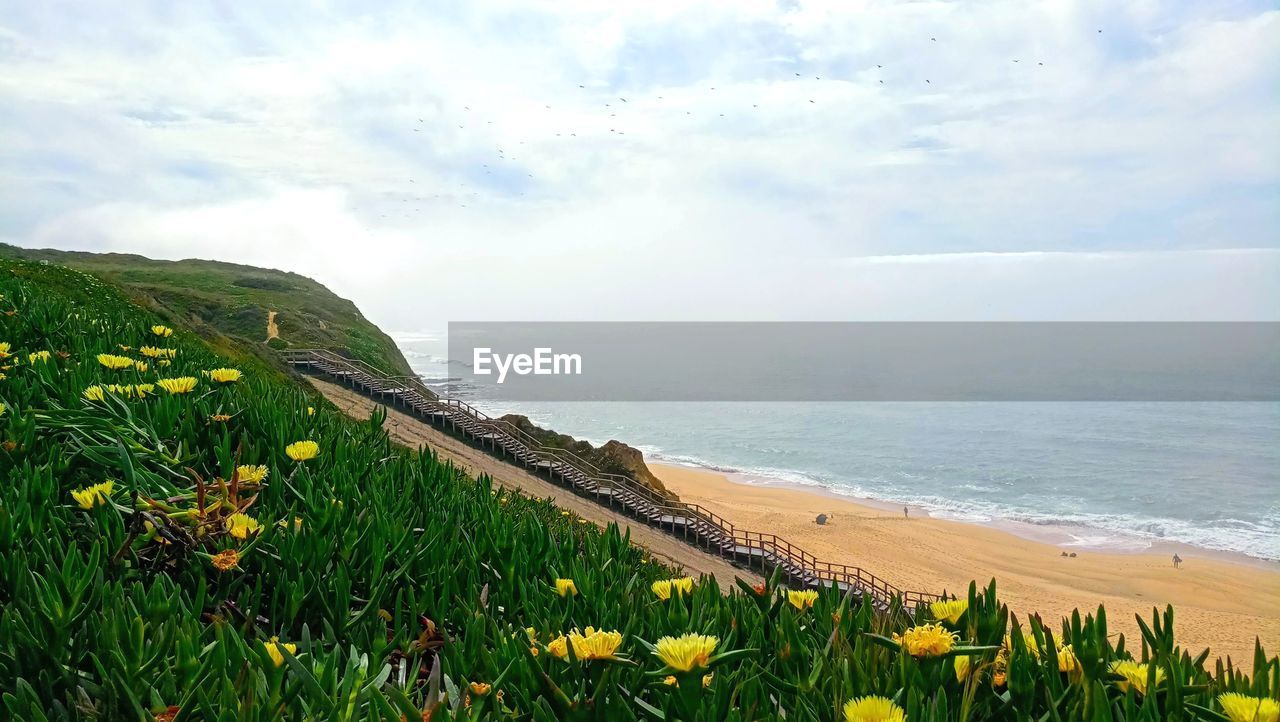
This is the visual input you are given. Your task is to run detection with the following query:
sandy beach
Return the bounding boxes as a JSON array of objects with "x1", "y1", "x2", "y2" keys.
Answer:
[{"x1": 654, "y1": 462, "x2": 1280, "y2": 664}]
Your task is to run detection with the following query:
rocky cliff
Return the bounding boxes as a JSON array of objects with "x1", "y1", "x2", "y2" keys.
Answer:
[{"x1": 500, "y1": 414, "x2": 675, "y2": 498}]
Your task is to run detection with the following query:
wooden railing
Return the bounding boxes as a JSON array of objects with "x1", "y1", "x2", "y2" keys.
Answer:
[{"x1": 282, "y1": 348, "x2": 940, "y2": 612}]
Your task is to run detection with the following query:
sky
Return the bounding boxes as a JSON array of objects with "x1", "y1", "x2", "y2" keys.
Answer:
[{"x1": 1, "y1": 0, "x2": 1277, "y2": 329}]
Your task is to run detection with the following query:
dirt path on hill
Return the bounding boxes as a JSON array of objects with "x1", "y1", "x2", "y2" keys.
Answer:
[
  {"x1": 307, "y1": 377, "x2": 758, "y2": 590},
  {"x1": 265, "y1": 311, "x2": 279, "y2": 342}
]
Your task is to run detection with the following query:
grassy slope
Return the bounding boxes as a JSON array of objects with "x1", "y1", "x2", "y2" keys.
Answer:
[
  {"x1": 0, "y1": 244, "x2": 412, "y2": 376},
  {"x1": 0, "y1": 245, "x2": 675, "y2": 496}
]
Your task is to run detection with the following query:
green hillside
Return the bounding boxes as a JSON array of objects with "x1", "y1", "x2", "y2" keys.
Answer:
[
  {"x1": 0, "y1": 257, "x2": 1275, "y2": 721},
  {"x1": 0, "y1": 244, "x2": 411, "y2": 376}
]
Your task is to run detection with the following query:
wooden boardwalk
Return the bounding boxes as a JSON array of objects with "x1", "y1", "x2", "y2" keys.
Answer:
[{"x1": 282, "y1": 348, "x2": 940, "y2": 613}]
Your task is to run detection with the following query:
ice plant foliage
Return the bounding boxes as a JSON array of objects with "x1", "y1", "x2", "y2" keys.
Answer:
[{"x1": 0, "y1": 260, "x2": 1274, "y2": 721}]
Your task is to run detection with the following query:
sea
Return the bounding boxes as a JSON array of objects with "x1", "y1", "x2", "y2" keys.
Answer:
[{"x1": 393, "y1": 332, "x2": 1280, "y2": 562}]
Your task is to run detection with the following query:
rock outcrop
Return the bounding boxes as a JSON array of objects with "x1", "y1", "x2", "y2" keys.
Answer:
[{"x1": 499, "y1": 414, "x2": 674, "y2": 498}]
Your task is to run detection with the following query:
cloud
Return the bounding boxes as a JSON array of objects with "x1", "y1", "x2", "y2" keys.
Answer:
[{"x1": 1, "y1": 0, "x2": 1277, "y2": 326}]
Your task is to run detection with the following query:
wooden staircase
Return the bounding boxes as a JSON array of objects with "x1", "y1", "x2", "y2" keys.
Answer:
[{"x1": 282, "y1": 348, "x2": 940, "y2": 613}]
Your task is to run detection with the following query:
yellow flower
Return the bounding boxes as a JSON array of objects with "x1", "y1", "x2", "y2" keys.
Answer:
[
  {"x1": 210, "y1": 413, "x2": 232, "y2": 422},
  {"x1": 263, "y1": 637, "x2": 296, "y2": 666},
  {"x1": 1057, "y1": 644, "x2": 1080, "y2": 676},
  {"x1": 151, "y1": 325, "x2": 173, "y2": 338},
  {"x1": 893, "y1": 623, "x2": 959, "y2": 657},
  {"x1": 547, "y1": 635, "x2": 569, "y2": 659},
  {"x1": 567, "y1": 627, "x2": 623, "y2": 660},
  {"x1": 786, "y1": 589, "x2": 819, "y2": 611},
  {"x1": 237, "y1": 465, "x2": 269, "y2": 484},
  {"x1": 211, "y1": 549, "x2": 240, "y2": 572},
  {"x1": 653, "y1": 633, "x2": 718, "y2": 672},
  {"x1": 469, "y1": 682, "x2": 491, "y2": 696},
  {"x1": 97, "y1": 353, "x2": 134, "y2": 370},
  {"x1": 554, "y1": 578, "x2": 578, "y2": 597},
  {"x1": 1219, "y1": 693, "x2": 1280, "y2": 722},
  {"x1": 139, "y1": 346, "x2": 162, "y2": 358},
  {"x1": 285, "y1": 440, "x2": 319, "y2": 462},
  {"x1": 276, "y1": 516, "x2": 304, "y2": 532},
  {"x1": 843, "y1": 696, "x2": 906, "y2": 722},
  {"x1": 1109, "y1": 661, "x2": 1166, "y2": 697},
  {"x1": 157, "y1": 377, "x2": 198, "y2": 394},
  {"x1": 209, "y1": 368, "x2": 242, "y2": 383},
  {"x1": 83, "y1": 385, "x2": 106, "y2": 401},
  {"x1": 931, "y1": 598, "x2": 968, "y2": 624},
  {"x1": 702, "y1": 673, "x2": 713, "y2": 688},
  {"x1": 954, "y1": 655, "x2": 973, "y2": 681},
  {"x1": 307, "y1": 406, "x2": 315, "y2": 416},
  {"x1": 0, "y1": 342, "x2": 10, "y2": 359},
  {"x1": 134, "y1": 383, "x2": 155, "y2": 397},
  {"x1": 71, "y1": 480, "x2": 115, "y2": 509},
  {"x1": 226, "y1": 512, "x2": 262, "y2": 540},
  {"x1": 158, "y1": 359, "x2": 171, "y2": 366},
  {"x1": 28, "y1": 350, "x2": 51, "y2": 364},
  {"x1": 652, "y1": 577, "x2": 695, "y2": 601},
  {"x1": 663, "y1": 675, "x2": 677, "y2": 686},
  {"x1": 133, "y1": 361, "x2": 148, "y2": 373}
]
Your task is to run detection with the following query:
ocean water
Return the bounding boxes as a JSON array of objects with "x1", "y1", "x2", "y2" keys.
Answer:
[{"x1": 394, "y1": 333, "x2": 1280, "y2": 561}]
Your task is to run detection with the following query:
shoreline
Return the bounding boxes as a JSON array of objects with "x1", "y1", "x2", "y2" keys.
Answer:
[
  {"x1": 652, "y1": 461, "x2": 1280, "y2": 663},
  {"x1": 705, "y1": 464, "x2": 1277, "y2": 571}
]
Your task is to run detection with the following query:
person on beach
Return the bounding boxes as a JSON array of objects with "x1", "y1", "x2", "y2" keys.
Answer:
[
  {"x1": 903, "y1": 506, "x2": 909, "y2": 519},
  {"x1": 1173, "y1": 553, "x2": 1182, "y2": 569}
]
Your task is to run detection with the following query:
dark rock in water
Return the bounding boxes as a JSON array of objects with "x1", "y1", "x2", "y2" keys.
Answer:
[
  {"x1": 499, "y1": 414, "x2": 675, "y2": 498},
  {"x1": 1061, "y1": 551, "x2": 1068, "y2": 557},
  {"x1": 1069, "y1": 552, "x2": 1077, "y2": 558},
  {"x1": 816, "y1": 514, "x2": 829, "y2": 526}
]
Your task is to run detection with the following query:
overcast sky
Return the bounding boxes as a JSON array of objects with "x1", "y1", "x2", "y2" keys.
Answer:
[{"x1": 2, "y1": 1, "x2": 1277, "y2": 328}]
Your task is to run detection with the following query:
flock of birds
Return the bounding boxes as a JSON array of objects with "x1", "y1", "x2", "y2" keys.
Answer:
[{"x1": 370, "y1": 30, "x2": 1107, "y2": 218}]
